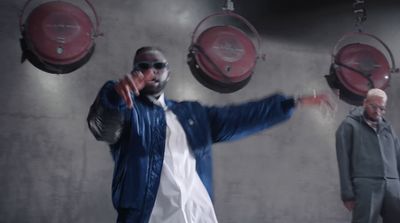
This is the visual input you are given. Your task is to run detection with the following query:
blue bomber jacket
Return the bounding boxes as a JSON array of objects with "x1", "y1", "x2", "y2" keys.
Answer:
[{"x1": 87, "y1": 81, "x2": 296, "y2": 222}]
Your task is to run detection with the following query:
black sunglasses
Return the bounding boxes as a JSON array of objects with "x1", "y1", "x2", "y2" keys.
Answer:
[{"x1": 134, "y1": 61, "x2": 168, "y2": 71}]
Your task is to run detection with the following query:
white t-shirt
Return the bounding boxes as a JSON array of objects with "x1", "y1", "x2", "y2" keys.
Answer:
[{"x1": 148, "y1": 94, "x2": 218, "y2": 223}]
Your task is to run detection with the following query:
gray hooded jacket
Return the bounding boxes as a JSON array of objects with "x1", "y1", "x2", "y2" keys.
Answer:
[{"x1": 336, "y1": 107, "x2": 400, "y2": 201}]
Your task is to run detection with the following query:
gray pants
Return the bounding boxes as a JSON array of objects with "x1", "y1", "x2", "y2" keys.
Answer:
[{"x1": 352, "y1": 178, "x2": 400, "y2": 223}]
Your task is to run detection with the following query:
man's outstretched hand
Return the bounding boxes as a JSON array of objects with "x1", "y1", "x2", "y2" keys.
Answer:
[
  {"x1": 114, "y1": 70, "x2": 154, "y2": 108},
  {"x1": 297, "y1": 93, "x2": 336, "y2": 112}
]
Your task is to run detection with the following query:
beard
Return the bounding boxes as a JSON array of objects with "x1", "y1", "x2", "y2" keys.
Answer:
[
  {"x1": 363, "y1": 111, "x2": 382, "y2": 122},
  {"x1": 141, "y1": 80, "x2": 168, "y2": 97}
]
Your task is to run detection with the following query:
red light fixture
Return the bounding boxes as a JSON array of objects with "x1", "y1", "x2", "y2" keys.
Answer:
[{"x1": 19, "y1": 0, "x2": 102, "y2": 74}]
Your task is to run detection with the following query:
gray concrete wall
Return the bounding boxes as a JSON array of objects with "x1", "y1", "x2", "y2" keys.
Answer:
[{"x1": 1, "y1": 0, "x2": 399, "y2": 222}]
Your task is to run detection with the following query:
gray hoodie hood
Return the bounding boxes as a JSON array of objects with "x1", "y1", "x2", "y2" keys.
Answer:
[{"x1": 347, "y1": 106, "x2": 389, "y2": 131}]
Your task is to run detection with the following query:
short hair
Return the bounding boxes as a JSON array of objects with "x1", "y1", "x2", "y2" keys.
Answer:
[
  {"x1": 366, "y1": 88, "x2": 387, "y2": 102},
  {"x1": 133, "y1": 46, "x2": 165, "y2": 62},
  {"x1": 131, "y1": 46, "x2": 168, "y2": 73}
]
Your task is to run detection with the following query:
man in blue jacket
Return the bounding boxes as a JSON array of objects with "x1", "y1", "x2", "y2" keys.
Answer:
[
  {"x1": 87, "y1": 46, "x2": 332, "y2": 223},
  {"x1": 336, "y1": 88, "x2": 400, "y2": 223}
]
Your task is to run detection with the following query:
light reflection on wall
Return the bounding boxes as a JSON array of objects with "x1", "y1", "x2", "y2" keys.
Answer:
[
  {"x1": 21, "y1": 62, "x2": 73, "y2": 118},
  {"x1": 139, "y1": 1, "x2": 215, "y2": 30}
]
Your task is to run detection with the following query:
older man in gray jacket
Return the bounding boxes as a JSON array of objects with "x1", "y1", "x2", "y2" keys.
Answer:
[{"x1": 336, "y1": 88, "x2": 400, "y2": 223}]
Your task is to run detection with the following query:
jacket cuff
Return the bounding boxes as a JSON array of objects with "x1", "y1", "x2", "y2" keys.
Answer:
[
  {"x1": 280, "y1": 97, "x2": 296, "y2": 115},
  {"x1": 99, "y1": 80, "x2": 127, "y2": 111},
  {"x1": 341, "y1": 191, "x2": 355, "y2": 201}
]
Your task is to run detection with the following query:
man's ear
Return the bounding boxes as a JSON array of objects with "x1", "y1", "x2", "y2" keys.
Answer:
[{"x1": 166, "y1": 71, "x2": 171, "y2": 81}]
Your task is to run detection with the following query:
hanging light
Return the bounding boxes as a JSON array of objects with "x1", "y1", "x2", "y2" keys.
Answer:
[
  {"x1": 325, "y1": 0, "x2": 398, "y2": 105},
  {"x1": 19, "y1": 0, "x2": 103, "y2": 74},
  {"x1": 187, "y1": 0, "x2": 264, "y2": 93}
]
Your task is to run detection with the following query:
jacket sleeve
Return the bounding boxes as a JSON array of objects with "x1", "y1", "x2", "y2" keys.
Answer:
[
  {"x1": 390, "y1": 126, "x2": 400, "y2": 176},
  {"x1": 205, "y1": 93, "x2": 296, "y2": 143},
  {"x1": 335, "y1": 120, "x2": 355, "y2": 201},
  {"x1": 397, "y1": 138, "x2": 400, "y2": 177},
  {"x1": 87, "y1": 81, "x2": 128, "y2": 144}
]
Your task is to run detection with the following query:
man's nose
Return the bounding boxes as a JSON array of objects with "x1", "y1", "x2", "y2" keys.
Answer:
[{"x1": 142, "y1": 69, "x2": 155, "y2": 79}]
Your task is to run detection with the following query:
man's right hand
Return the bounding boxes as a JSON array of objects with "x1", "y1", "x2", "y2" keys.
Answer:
[
  {"x1": 114, "y1": 70, "x2": 150, "y2": 108},
  {"x1": 343, "y1": 200, "x2": 355, "y2": 211}
]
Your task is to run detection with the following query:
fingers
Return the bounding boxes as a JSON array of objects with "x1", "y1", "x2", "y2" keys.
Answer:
[
  {"x1": 125, "y1": 73, "x2": 140, "y2": 96},
  {"x1": 133, "y1": 71, "x2": 147, "y2": 89},
  {"x1": 142, "y1": 69, "x2": 155, "y2": 82},
  {"x1": 114, "y1": 71, "x2": 145, "y2": 108},
  {"x1": 115, "y1": 79, "x2": 133, "y2": 108},
  {"x1": 316, "y1": 94, "x2": 337, "y2": 112},
  {"x1": 122, "y1": 83, "x2": 133, "y2": 108},
  {"x1": 343, "y1": 201, "x2": 355, "y2": 212},
  {"x1": 298, "y1": 93, "x2": 337, "y2": 112}
]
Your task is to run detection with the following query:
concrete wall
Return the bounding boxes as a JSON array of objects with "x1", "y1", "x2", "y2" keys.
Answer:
[{"x1": 1, "y1": 0, "x2": 399, "y2": 222}]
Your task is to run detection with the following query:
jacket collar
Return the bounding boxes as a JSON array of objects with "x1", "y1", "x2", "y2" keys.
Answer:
[
  {"x1": 348, "y1": 106, "x2": 390, "y2": 132},
  {"x1": 143, "y1": 93, "x2": 176, "y2": 111}
]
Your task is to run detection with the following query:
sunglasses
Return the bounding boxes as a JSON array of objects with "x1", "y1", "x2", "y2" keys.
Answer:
[{"x1": 133, "y1": 61, "x2": 168, "y2": 71}]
